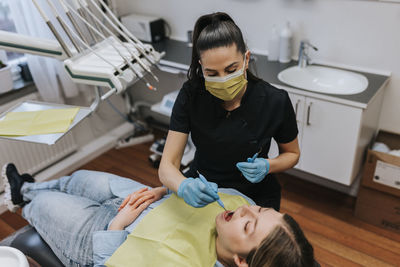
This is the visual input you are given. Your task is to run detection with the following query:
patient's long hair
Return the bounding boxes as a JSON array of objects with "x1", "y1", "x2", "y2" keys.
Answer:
[{"x1": 246, "y1": 214, "x2": 315, "y2": 267}]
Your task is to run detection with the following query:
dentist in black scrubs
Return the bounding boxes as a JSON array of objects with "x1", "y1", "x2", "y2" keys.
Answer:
[{"x1": 159, "y1": 12, "x2": 300, "y2": 211}]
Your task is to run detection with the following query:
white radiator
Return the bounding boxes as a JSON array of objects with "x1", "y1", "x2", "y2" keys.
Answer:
[
  {"x1": 0, "y1": 132, "x2": 78, "y2": 192},
  {"x1": 0, "y1": 93, "x2": 78, "y2": 192}
]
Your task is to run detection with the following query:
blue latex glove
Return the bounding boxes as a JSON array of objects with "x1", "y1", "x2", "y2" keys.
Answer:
[
  {"x1": 236, "y1": 158, "x2": 270, "y2": 183},
  {"x1": 177, "y1": 177, "x2": 219, "y2": 208}
]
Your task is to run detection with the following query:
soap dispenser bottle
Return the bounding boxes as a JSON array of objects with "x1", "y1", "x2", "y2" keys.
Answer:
[
  {"x1": 268, "y1": 25, "x2": 279, "y2": 61},
  {"x1": 279, "y1": 21, "x2": 293, "y2": 63}
]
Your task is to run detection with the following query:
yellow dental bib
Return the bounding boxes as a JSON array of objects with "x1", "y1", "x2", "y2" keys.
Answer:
[{"x1": 105, "y1": 193, "x2": 249, "y2": 267}]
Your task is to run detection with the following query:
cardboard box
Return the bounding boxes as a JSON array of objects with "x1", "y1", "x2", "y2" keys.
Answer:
[
  {"x1": 355, "y1": 131, "x2": 400, "y2": 233},
  {"x1": 361, "y1": 131, "x2": 400, "y2": 197},
  {"x1": 355, "y1": 186, "x2": 400, "y2": 234}
]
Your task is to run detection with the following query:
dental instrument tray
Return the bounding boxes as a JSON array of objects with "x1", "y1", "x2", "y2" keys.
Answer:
[{"x1": 0, "y1": 100, "x2": 91, "y2": 145}]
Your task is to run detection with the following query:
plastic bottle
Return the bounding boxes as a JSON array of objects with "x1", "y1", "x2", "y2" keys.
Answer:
[
  {"x1": 279, "y1": 21, "x2": 293, "y2": 63},
  {"x1": 267, "y1": 25, "x2": 279, "y2": 61}
]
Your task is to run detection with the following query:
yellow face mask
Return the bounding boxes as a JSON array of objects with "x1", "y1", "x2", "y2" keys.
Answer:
[{"x1": 203, "y1": 57, "x2": 248, "y2": 101}]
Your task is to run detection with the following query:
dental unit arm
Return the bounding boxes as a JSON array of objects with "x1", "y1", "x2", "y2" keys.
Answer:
[
  {"x1": 0, "y1": 32, "x2": 164, "y2": 101},
  {"x1": 0, "y1": 30, "x2": 67, "y2": 60},
  {"x1": 0, "y1": 0, "x2": 165, "y2": 100},
  {"x1": 0, "y1": 0, "x2": 165, "y2": 145}
]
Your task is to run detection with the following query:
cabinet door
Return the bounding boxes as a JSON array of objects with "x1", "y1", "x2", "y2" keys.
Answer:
[
  {"x1": 269, "y1": 92, "x2": 304, "y2": 170},
  {"x1": 300, "y1": 97, "x2": 362, "y2": 185}
]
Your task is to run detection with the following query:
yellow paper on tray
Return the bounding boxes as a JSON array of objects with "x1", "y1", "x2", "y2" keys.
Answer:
[{"x1": 0, "y1": 108, "x2": 79, "y2": 136}]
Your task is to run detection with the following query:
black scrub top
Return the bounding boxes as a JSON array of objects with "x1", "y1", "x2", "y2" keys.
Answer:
[{"x1": 169, "y1": 77, "x2": 298, "y2": 210}]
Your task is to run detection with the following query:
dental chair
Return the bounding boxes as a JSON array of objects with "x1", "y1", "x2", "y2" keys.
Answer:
[
  {"x1": 9, "y1": 225, "x2": 64, "y2": 267},
  {"x1": 6, "y1": 225, "x2": 322, "y2": 267}
]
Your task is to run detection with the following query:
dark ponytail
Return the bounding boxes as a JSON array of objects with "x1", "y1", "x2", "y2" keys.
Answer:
[{"x1": 188, "y1": 12, "x2": 259, "y2": 84}]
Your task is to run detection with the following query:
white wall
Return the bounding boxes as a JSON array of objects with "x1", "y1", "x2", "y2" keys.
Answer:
[
  {"x1": 65, "y1": 89, "x2": 127, "y2": 146},
  {"x1": 116, "y1": 0, "x2": 400, "y2": 134}
]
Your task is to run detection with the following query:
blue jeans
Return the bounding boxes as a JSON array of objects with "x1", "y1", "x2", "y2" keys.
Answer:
[{"x1": 21, "y1": 170, "x2": 145, "y2": 267}]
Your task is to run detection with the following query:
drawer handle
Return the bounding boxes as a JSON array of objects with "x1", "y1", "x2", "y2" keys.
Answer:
[
  {"x1": 295, "y1": 99, "x2": 300, "y2": 120},
  {"x1": 307, "y1": 102, "x2": 312, "y2": 125}
]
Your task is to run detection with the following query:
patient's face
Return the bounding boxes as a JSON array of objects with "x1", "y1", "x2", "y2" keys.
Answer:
[{"x1": 215, "y1": 205, "x2": 283, "y2": 257}]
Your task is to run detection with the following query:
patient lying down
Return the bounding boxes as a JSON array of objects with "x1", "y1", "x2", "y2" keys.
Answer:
[{"x1": 3, "y1": 164, "x2": 315, "y2": 267}]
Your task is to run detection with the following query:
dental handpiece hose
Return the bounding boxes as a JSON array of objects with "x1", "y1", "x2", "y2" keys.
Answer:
[{"x1": 197, "y1": 172, "x2": 226, "y2": 211}]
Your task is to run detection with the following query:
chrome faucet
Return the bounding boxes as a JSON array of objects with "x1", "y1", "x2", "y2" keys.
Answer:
[{"x1": 298, "y1": 40, "x2": 318, "y2": 68}]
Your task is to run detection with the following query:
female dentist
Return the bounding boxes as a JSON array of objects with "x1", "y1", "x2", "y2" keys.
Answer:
[{"x1": 159, "y1": 12, "x2": 300, "y2": 211}]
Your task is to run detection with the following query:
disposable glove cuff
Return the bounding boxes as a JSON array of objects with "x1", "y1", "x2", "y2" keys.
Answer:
[
  {"x1": 262, "y1": 158, "x2": 270, "y2": 174},
  {"x1": 177, "y1": 178, "x2": 193, "y2": 198}
]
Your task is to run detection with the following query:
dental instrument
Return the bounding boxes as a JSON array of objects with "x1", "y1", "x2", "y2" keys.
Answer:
[
  {"x1": 96, "y1": 0, "x2": 158, "y2": 66},
  {"x1": 60, "y1": 0, "x2": 157, "y2": 91},
  {"x1": 197, "y1": 171, "x2": 226, "y2": 211},
  {"x1": 33, "y1": 0, "x2": 162, "y2": 96},
  {"x1": 81, "y1": 0, "x2": 107, "y2": 37},
  {"x1": 46, "y1": 0, "x2": 82, "y2": 53},
  {"x1": 248, "y1": 147, "x2": 262, "y2": 163},
  {"x1": 31, "y1": 0, "x2": 73, "y2": 57},
  {"x1": 59, "y1": 0, "x2": 89, "y2": 45},
  {"x1": 62, "y1": 0, "x2": 156, "y2": 91},
  {"x1": 73, "y1": 0, "x2": 99, "y2": 43},
  {"x1": 45, "y1": 9, "x2": 130, "y2": 99},
  {"x1": 238, "y1": 147, "x2": 270, "y2": 183},
  {"x1": 86, "y1": 0, "x2": 159, "y2": 82}
]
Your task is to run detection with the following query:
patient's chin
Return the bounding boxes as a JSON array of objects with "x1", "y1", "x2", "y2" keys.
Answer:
[{"x1": 215, "y1": 211, "x2": 226, "y2": 229}]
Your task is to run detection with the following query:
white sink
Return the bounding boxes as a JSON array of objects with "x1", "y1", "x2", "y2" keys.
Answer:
[{"x1": 277, "y1": 65, "x2": 368, "y2": 95}]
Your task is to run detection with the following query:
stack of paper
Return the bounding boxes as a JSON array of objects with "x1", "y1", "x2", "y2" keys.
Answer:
[{"x1": 0, "y1": 108, "x2": 80, "y2": 136}]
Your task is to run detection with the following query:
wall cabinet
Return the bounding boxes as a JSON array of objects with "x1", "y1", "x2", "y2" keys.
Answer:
[{"x1": 269, "y1": 88, "x2": 384, "y2": 186}]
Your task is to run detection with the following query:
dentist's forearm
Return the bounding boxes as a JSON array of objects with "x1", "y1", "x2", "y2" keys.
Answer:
[
  {"x1": 158, "y1": 161, "x2": 186, "y2": 193},
  {"x1": 267, "y1": 151, "x2": 300, "y2": 174}
]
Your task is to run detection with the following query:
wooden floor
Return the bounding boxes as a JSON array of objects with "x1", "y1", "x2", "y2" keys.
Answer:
[{"x1": 1, "y1": 142, "x2": 400, "y2": 267}]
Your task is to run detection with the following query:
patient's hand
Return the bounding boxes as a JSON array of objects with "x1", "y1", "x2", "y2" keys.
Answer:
[
  {"x1": 109, "y1": 187, "x2": 167, "y2": 230},
  {"x1": 109, "y1": 197, "x2": 151, "y2": 230},
  {"x1": 118, "y1": 187, "x2": 166, "y2": 212}
]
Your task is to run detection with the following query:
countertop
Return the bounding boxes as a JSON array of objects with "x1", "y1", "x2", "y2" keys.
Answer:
[
  {"x1": 152, "y1": 39, "x2": 390, "y2": 109},
  {"x1": 0, "y1": 80, "x2": 36, "y2": 106}
]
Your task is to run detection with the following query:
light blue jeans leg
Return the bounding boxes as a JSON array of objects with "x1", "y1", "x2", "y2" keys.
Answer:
[
  {"x1": 21, "y1": 170, "x2": 140, "y2": 203},
  {"x1": 23, "y1": 191, "x2": 121, "y2": 267},
  {"x1": 20, "y1": 170, "x2": 149, "y2": 267}
]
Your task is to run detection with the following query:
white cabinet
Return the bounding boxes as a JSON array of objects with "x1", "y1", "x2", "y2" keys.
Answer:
[
  {"x1": 269, "y1": 88, "x2": 384, "y2": 186},
  {"x1": 300, "y1": 97, "x2": 362, "y2": 184}
]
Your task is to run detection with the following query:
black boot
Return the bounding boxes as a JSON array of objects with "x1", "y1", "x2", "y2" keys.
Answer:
[
  {"x1": 2, "y1": 163, "x2": 32, "y2": 212},
  {"x1": 21, "y1": 173, "x2": 35, "y2": 183}
]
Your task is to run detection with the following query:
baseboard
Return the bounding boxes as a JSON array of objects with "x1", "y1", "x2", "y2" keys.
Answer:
[
  {"x1": 0, "y1": 122, "x2": 134, "y2": 214},
  {"x1": 284, "y1": 168, "x2": 362, "y2": 197}
]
